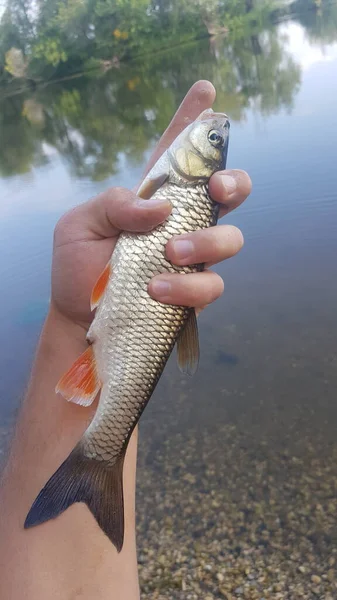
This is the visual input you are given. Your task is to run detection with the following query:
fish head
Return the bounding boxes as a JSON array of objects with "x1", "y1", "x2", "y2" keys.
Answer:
[{"x1": 169, "y1": 109, "x2": 230, "y2": 182}]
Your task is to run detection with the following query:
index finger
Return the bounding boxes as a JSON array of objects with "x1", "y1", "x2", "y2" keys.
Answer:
[{"x1": 142, "y1": 80, "x2": 216, "y2": 178}]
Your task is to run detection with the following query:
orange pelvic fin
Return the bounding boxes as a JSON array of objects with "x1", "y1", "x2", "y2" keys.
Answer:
[
  {"x1": 90, "y1": 263, "x2": 111, "y2": 311},
  {"x1": 56, "y1": 346, "x2": 101, "y2": 407}
]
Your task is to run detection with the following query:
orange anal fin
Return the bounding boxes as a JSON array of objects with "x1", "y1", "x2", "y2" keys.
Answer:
[
  {"x1": 56, "y1": 346, "x2": 101, "y2": 407},
  {"x1": 90, "y1": 263, "x2": 111, "y2": 311}
]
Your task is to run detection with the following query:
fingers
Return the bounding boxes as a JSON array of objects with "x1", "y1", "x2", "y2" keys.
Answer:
[
  {"x1": 143, "y1": 80, "x2": 216, "y2": 175},
  {"x1": 148, "y1": 270, "x2": 224, "y2": 307},
  {"x1": 209, "y1": 169, "x2": 252, "y2": 217},
  {"x1": 166, "y1": 224, "x2": 244, "y2": 267},
  {"x1": 149, "y1": 221, "x2": 244, "y2": 308},
  {"x1": 56, "y1": 167, "x2": 251, "y2": 245},
  {"x1": 54, "y1": 187, "x2": 172, "y2": 244}
]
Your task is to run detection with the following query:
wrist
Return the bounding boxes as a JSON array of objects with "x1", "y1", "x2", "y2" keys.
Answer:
[{"x1": 44, "y1": 302, "x2": 89, "y2": 350}]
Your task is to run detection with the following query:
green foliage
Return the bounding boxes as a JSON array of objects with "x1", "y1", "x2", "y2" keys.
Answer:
[
  {"x1": 0, "y1": 94, "x2": 46, "y2": 176},
  {"x1": 32, "y1": 38, "x2": 68, "y2": 67},
  {"x1": 57, "y1": 89, "x2": 82, "y2": 116},
  {"x1": 0, "y1": 0, "x2": 280, "y2": 80}
]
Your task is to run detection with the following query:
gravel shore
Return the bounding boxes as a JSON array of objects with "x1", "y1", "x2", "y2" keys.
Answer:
[
  {"x1": 137, "y1": 424, "x2": 337, "y2": 599},
  {"x1": 136, "y1": 352, "x2": 337, "y2": 600}
]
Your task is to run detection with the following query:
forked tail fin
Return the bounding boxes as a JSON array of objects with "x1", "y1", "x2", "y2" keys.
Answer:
[{"x1": 24, "y1": 445, "x2": 125, "y2": 552}]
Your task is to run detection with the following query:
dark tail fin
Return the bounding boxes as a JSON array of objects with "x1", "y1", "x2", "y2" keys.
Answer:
[{"x1": 24, "y1": 445, "x2": 125, "y2": 552}]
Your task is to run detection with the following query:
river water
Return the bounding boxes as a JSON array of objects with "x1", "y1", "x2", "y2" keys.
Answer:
[{"x1": 0, "y1": 4, "x2": 337, "y2": 598}]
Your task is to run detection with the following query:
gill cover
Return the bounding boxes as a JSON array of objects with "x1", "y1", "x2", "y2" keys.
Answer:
[{"x1": 137, "y1": 109, "x2": 230, "y2": 197}]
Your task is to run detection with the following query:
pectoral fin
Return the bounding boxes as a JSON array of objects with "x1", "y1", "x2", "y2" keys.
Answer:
[
  {"x1": 177, "y1": 309, "x2": 199, "y2": 376},
  {"x1": 137, "y1": 152, "x2": 170, "y2": 199},
  {"x1": 91, "y1": 263, "x2": 111, "y2": 311}
]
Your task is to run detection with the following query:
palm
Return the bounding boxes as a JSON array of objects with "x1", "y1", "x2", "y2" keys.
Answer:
[{"x1": 52, "y1": 234, "x2": 116, "y2": 328}]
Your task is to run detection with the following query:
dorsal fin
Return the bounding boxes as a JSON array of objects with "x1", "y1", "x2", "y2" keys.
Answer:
[
  {"x1": 177, "y1": 309, "x2": 199, "y2": 376},
  {"x1": 137, "y1": 172, "x2": 168, "y2": 199},
  {"x1": 137, "y1": 151, "x2": 170, "y2": 199}
]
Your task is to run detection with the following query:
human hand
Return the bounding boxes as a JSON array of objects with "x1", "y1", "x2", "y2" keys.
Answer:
[{"x1": 52, "y1": 80, "x2": 251, "y2": 329}]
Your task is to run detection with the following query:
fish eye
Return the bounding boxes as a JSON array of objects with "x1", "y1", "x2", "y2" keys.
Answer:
[{"x1": 208, "y1": 129, "x2": 225, "y2": 147}]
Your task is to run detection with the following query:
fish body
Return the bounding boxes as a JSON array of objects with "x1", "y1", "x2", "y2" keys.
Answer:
[
  {"x1": 84, "y1": 182, "x2": 218, "y2": 465},
  {"x1": 25, "y1": 110, "x2": 230, "y2": 551}
]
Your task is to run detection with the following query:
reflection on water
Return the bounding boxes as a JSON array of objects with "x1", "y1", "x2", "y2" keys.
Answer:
[
  {"x1": 1, "y1": 1, "x2": 337, "y2": 597},
  {"x1": 0, "y1": 29, "x2": 302, "y2": 181}
]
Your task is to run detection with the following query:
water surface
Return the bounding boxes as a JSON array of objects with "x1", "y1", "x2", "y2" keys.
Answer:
[{"x1": 1, "y1": 2, "x2": 337, "y2": 597}]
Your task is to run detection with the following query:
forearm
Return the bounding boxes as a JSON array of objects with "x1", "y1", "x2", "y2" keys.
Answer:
[{"x1": 0, "y1": 305, "x2": 139, "y2": 600}]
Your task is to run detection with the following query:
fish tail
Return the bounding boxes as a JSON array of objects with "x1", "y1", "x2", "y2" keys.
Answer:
[{"x1": 24, "y1": 444, "x2": 126, "y2": 552}]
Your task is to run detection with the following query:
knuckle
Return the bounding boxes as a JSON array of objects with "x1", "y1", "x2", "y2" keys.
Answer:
[
  {"x1": 110, "y1": 186, "x2": 130, "y2": 198},
  {"x1": 105, "y1": 186, "x2": 135, "y2": 209},
  {"x1": 171, "y1": 277, "x2": 197, "y2": 305},
  {"x1": 53, "y1": 208, "x2": 75, "y2": 241}
]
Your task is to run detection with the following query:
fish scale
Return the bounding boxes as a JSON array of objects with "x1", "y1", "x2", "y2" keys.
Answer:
[
  {"x1": 84, "y1": 183, "x2": 218, "y2": 463},
  {"x1": 24, "y1": 110, "x2": 230, "y2": 552}
]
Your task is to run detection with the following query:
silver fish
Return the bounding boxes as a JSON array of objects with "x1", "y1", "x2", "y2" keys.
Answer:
[{"x1": 25, "y1": 109, "x2": 230, "y2": 551}]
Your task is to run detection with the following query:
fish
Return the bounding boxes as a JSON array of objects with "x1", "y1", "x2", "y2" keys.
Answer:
[{"x1": 24, "y1": 108, "x2": 230, "y2": 552}]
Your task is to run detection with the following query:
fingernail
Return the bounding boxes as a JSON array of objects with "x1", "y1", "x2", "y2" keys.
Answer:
[
  {"x1": 137, "y1": 198, "x2": 171, "y2": 209},
  {"x1": 172, "y1": 239, "x2": 194, "y2": 260},
  {"x1": 221, "y1": 174, "x2": 237, "y2": 195},
  {"x1": 151, "y1": 279, "x2": 171, "y2": 297}
]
